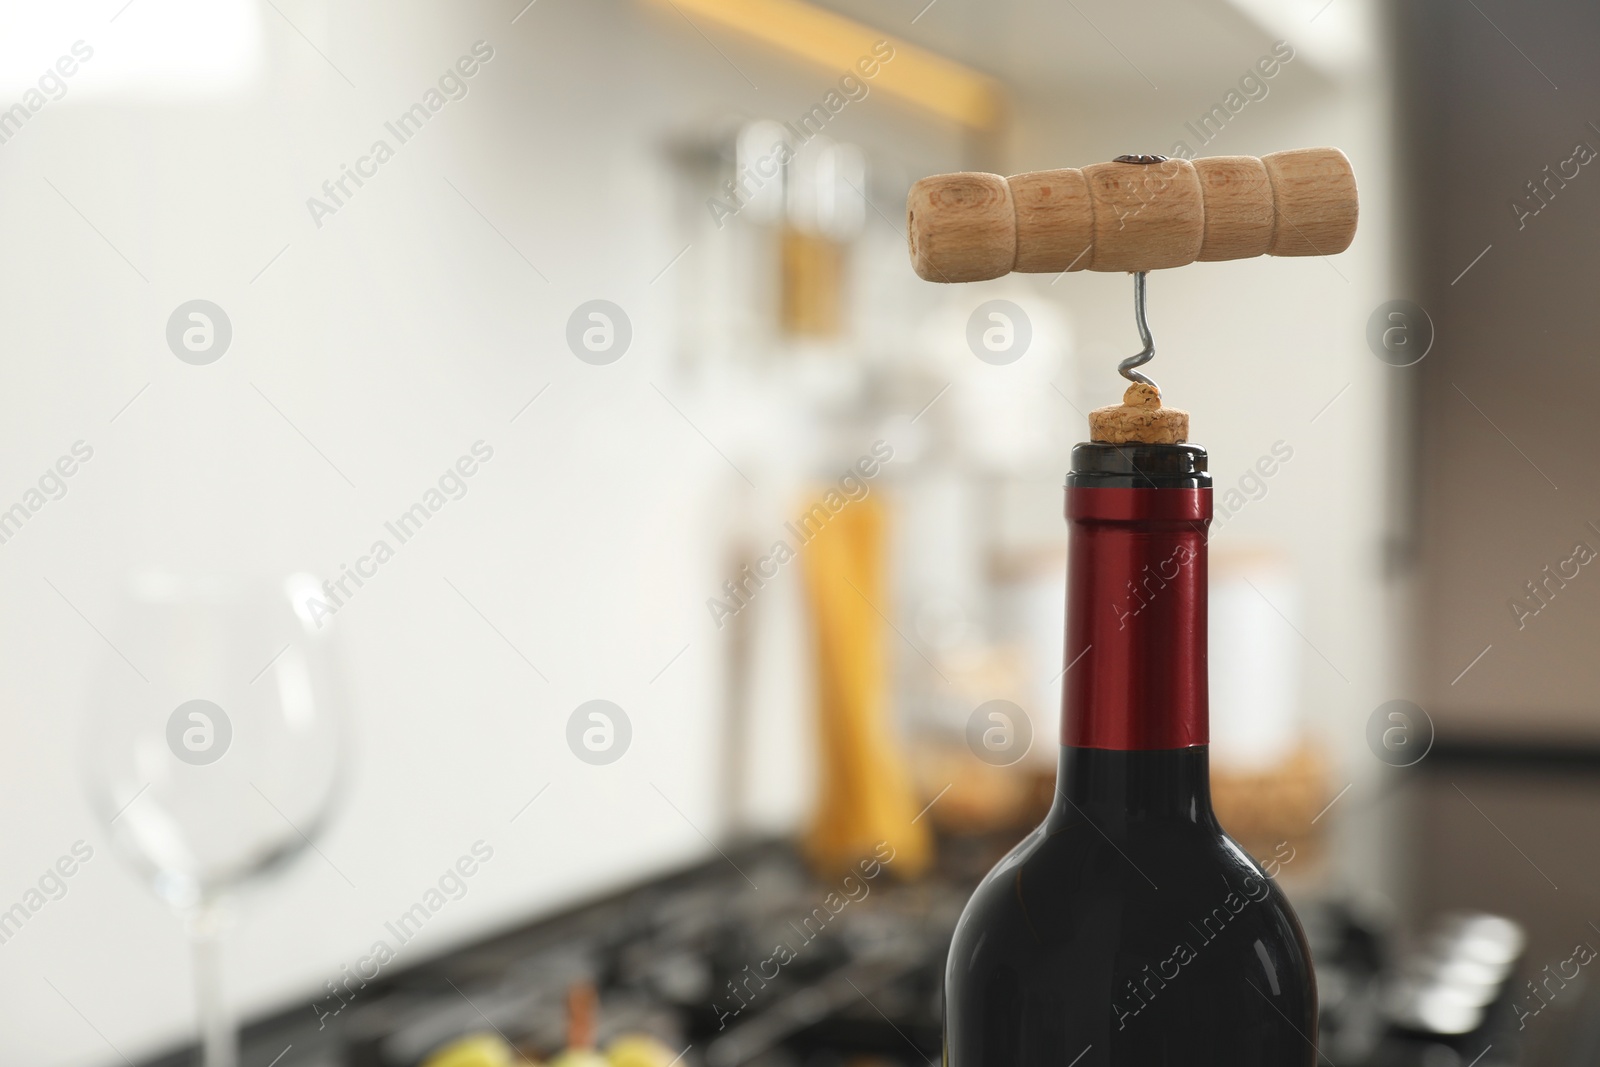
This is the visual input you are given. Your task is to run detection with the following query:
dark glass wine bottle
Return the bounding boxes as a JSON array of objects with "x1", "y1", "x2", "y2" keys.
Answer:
[{"x1": 943, "y1": 441, "x2": 1317, "y2": 1067}]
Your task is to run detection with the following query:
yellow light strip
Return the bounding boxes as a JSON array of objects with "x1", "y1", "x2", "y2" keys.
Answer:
[{"x1": 649, "y1": 0, "x2": 1004, "y2": 129}]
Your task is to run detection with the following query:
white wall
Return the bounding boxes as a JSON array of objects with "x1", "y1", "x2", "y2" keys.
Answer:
[
  {"x1": 0, "y1": 0, "x2": 1403, "y2": 1063},
  {"x1": 0, "y1": 1, "x2": 967, "y2": 1062}
]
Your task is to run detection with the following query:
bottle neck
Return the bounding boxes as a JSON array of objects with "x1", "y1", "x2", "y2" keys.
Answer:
[
  {"x1": 1061, "y1": 482, "x2": 1211, "y2": 750},
  {"x1": 1049, "y1": 745, "x2": 1217, "y2": 827}
]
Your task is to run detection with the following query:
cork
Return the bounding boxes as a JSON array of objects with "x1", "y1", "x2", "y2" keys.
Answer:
[{"x1": 1088, "y1": 383, "x2": 1189, "y2": 445}]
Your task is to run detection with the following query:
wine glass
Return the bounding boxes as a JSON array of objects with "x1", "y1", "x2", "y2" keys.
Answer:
[{"x1": 82, "y1": 571, "x2": 347, "y2": 1067}]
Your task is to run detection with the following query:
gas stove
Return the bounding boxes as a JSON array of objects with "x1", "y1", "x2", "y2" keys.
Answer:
[{"x1": 132, "y1": 836, "x2": 1536, "y2": 1067}]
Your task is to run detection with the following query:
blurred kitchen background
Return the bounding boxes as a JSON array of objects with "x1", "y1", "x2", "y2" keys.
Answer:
[{"x1": 1, "y1": 0, "x2": 1598, "y2": 1064}]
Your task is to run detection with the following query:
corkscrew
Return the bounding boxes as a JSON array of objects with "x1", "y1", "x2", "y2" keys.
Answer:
[
  {"x1": 906, "y1": 148, "x2": 1359, "y2": 443},
  {"x1": 1120, "y1": 270, "x2": 1156, "y2": 391}
]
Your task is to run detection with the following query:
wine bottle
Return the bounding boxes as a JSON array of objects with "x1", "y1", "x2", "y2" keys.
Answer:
[{"x1": 943, "y1": 441, "x2": 1317, "y2": 1066}]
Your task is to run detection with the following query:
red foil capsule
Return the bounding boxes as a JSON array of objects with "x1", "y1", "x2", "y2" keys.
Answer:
[{"x1": 1062, "y1": 485, "x2": 1212, "y2": 750}]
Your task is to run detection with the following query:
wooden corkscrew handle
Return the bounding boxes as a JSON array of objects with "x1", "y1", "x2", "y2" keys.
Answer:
[{"x1": 907, "y1": 147, "x2": 1357, "y2": 282}]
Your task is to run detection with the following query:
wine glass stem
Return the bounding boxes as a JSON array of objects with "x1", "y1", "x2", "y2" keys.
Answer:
[{"x1": 190, "y1": 903, "x2": 236, "y2": 1067}]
